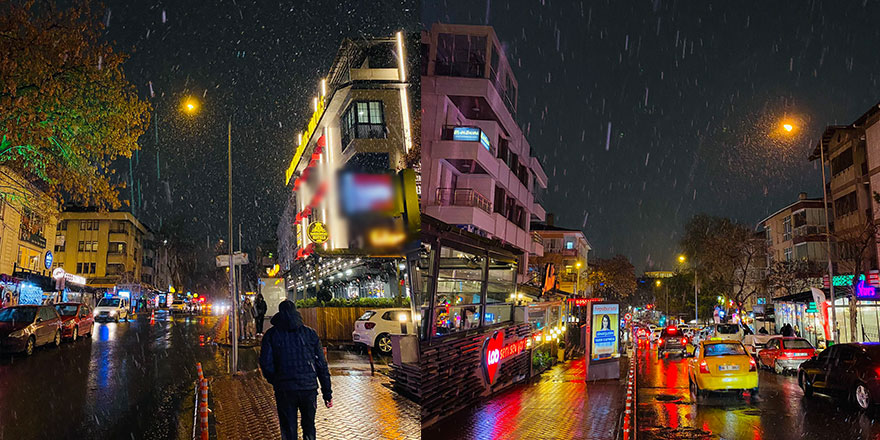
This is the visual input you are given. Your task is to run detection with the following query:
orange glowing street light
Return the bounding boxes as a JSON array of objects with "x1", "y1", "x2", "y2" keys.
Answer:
[
  {"x1": 181, "y1": 97, "x2": 199, "y2": 115},
  {"x1": 783, "y1": 123, "x2": 793, "y2": 132}
]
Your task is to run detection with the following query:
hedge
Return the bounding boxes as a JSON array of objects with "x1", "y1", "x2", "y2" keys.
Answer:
[{"x1": 295, "y1": 297, "x2": 411, "y2": 309}]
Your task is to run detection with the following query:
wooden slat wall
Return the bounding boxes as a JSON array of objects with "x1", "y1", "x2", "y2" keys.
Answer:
[
  {"x1": 390, "y1": 322, "x2": 533, "y2": 427},
  {"x1": 297, "y1": 307, "x2": 378, "y2": 342}
]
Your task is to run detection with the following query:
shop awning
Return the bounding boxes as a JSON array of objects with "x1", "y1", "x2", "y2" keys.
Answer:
[{"x1": 773, "y1": 288, "x2": 830, "y2": 303}]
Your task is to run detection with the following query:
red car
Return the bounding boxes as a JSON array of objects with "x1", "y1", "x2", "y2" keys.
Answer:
[
  {"x1": 0, "y1": 305, "x2": 63, "y2": 356},
  {"x1": 757, "y1": 337, "x2": 816, "y2": 374},
  {"x1": 55, "y1": 303, "x2": 94, "y2": 341}
]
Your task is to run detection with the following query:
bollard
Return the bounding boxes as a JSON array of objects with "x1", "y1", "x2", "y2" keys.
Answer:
[
  {"x1": 199, "y1": 378, "x2": 209, "y2": 440},
  {"x1": 368, "y1": 346, "x2": 375, "y2": 376},
  {"x1": 196, "y1": 362, "x2": 204, "y2": 381}
]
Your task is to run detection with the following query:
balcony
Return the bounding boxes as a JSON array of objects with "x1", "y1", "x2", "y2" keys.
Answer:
[
  {"x1": 107, "y1": 253, "x2": 126, "y2": 264},
  {"x1": 435, "y1": 188, "x2": 491, "y2": 213}
]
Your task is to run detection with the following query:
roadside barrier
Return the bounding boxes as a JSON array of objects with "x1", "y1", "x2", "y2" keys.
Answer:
[
  {"x1": 622, "y1": 342, "x2": 638, "y2": 440},
  {"x1": 196, "y1": 362, "x2": 204, "y2": 381},
  {"x1": 199, "y1": 378, "x2": 209, "y2": 440}
]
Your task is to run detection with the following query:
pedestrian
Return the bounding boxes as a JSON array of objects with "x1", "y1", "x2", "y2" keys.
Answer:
[
  {"x1": 781, "y1": 323, "x2": 793, "y2": 337},
  {"x1": 241, "y1": 298, "x2": 256, "y2": 339},
  {"x1": 260, "y1": 300, "x2": 332, "y2": 440},
  {"x1": 758, "y1": 327, "x2": 768, "y2": 335},
  {"x1": 254, "y1": 293, "x2": 268, "y2": 336}
]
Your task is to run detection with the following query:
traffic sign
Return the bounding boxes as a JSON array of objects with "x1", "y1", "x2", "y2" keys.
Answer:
[{"x1": 216, "y1": 252, "x2": 249, "y2": 267}]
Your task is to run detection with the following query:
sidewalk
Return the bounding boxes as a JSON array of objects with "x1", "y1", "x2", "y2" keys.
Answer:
[
  {"x1": 421, "y1": 356, "x2": 627, "y2": 440},
  {"x1": 210, "y1": 370, "x2": 419, "y2": 439}
]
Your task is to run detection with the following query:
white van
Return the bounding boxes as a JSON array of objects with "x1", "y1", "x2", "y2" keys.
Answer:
[
  {"x1": 709, "y1": 323, "x2": 743, "y2": 341},
  {"x1": 93, "y1": 297, "x2": 129, "y2": 322}
]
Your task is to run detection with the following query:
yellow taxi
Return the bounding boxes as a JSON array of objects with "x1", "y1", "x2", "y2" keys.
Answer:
[{"x1": 688, "y1": 339, "x2": 758, "y2": 397}]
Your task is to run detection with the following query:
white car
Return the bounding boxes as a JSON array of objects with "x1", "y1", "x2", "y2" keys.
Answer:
[
  {"x1": 650, "y1": 328, "x2": 662, "y2": 342},
  {"x1": 93, "y1": 297, "x2": 129, "y2": 322},
  {"x1": 743, "y1": 333, "x2": 774, "y2": 356},
  {"x1": 352, "y1": 308, "x2": 415, "y2": 354},
  {"x1": 709, "y1": 323, "x2": 744, "y2": 341},
  {"x1": 169, "y1": 300, "x2": 188, "y2": 314}
]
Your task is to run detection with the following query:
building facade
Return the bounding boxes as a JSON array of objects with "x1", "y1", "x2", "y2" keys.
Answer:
[
  {"x1": 0, "y1": 166, "x2": 59, "y2": 278},
  {"x1": 53, "y1": 210, "x2": 159, "y2": 296},
  {"x1": 529, "y1": 219, "x2": 591, "y2": 295},
  {"x1": 420, "y1": 24, "x2": 548, "y2": 281},
  {"x1": 278, "y1": 32, "x2": 417, "y2": 298},
  {"x1": 759, "y1": 192, "x2": 830, "y2": 268}
]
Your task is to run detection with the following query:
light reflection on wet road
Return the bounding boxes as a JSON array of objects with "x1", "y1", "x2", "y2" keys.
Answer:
[
  {"x1": 636, "y1": 340, "x2": 880, "y2": 439},
  {"x1": 0, "y1": 313, "x2": 257, "y2": 439}
]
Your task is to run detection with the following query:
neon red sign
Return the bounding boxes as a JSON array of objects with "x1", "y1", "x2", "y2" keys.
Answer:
[
  {"x1": 567, "y1": 298, "x2": 601, "y2": 306},
  {"x1": 482, "y1": 333, "x2": 529, "y2": 385}
]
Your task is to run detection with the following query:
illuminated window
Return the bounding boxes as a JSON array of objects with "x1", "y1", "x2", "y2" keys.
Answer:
[
  {"x1": 340, "y1": 101, "x2": 386, "y2": 150},
  {"x1": 565, "y1": 241, "x2": 574, "y2": 250}
]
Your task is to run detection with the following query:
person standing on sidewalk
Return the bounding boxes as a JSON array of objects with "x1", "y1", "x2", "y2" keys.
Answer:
[
  {"x1": 259, "y1": 300, "x2": 332, "y2": 440},
  {"x1": 241, "y1": 298, "x2": 255, "y2": 340},
  {"x1": 254, "y1": 294, "x2": 268, "y2": 336}
]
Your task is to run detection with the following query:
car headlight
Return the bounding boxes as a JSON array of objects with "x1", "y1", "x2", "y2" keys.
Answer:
[
  {"x1": 9, "y1": 329, "x2": 26, "y2": 338},
  {"x1": 109, "y1": 310, "x2": 116, "y2": 316},
  {"x1": 64, "y1": 321, "x2": 75, "y2": 328}
]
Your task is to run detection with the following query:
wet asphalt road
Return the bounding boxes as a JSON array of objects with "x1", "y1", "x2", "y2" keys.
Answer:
[
  {"x1": 636, "y1": 340, "x2": 880, "y2": 440},
  {"x1": 0, "y1": 311, "x2": 256, "y2": 440}
]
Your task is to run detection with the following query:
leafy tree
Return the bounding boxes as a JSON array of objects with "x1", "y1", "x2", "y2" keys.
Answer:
[
  {"x1": 586, "y1": 255, "x2": 637, "y2": 301},
  {"x1": 764, "y1": 260, "x2": 823, "y2": 298},
  {"x1": 680, "y1": 214, "x2": 767, "y2": 312},
  {"x1": 0, "y1": 0, "x2": 151, "y2": 208}
]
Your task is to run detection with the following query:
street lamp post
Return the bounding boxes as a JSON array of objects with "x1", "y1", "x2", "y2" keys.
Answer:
[
  {"x1": 183, "y1": 98, "x2": 238, "y2": 372},
  {"x1": 818, "y1": 138, "x2": 838, "y2": 343},
  {"x1": 576, "y1": 261, "x2": 582, "y2": 296},
  {"x1": 679, "y1": 254, "x2": 698, "y2": 324}
]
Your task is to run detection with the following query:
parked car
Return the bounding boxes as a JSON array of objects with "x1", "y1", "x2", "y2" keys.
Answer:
[
  {"x1": 352, "y1": 308, "x2": 415, "y2": 355},
  {"x1": 650, "y1": 328, "x2": 663, "y2": 342},
  {"x1": 709, "y1": 323, "x2": 744, "y2": 342},
  {"x1": 93, "y1": 297, "x2": 129, "y2": 322},
  {"x1": 688, "y1": 339, "x2": 758, "y2": 398},
  {"x1": 0, "y1": 305, "x2": 63, "y2": 356},
  {"x1": 758, "y1": 337, "x2": 816, "y2": 374},
  {"x1": 55, "y1": 303, "x2": 94, "y2": 341},
  {"x1": 658, "y1": 326, "x2": 689, "y2": 358},
  {"x1": 798, "y1": 342, "x2": 880, "y2": 410}
]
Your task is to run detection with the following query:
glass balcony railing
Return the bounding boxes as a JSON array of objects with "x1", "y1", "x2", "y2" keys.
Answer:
[{"x1": 434, "y1": 188, "x2": 492, "y2": 213}]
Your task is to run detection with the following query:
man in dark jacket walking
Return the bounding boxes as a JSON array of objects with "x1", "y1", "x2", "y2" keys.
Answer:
[
  {"x1": 259, "y1": 300, "x2": 332, "y2": 440},
  {"x1": 254, "y1": 294, "x2": 268, "y2": 335}
]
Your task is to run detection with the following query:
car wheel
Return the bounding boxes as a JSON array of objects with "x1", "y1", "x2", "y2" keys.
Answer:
[
  {"x1": 376, "y1": 333, "x2": 393, "y2": 355},
  {"x1": 855, "y1": 383, "x2": 871, "y2": 410},
  {"x1": 24, "y1": 337, "x2": 35, "y2": 356},
  {"x1": 52, "y1": 331, "x2": 60, "y2": 347},
  {"x1": 71, "y1": 327, "x2": 78, "y2": 342},
  {"x1": 799, "y1": 372, "x2": 814, "y2": 397},
  {"x1": 774, "y1": 361, "x2": 784, "y2": 375}
]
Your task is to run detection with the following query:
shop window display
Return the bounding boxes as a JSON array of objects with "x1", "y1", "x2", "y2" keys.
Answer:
[{"x1": 433, "y1": 247, "x2": 484, "y2": 336}]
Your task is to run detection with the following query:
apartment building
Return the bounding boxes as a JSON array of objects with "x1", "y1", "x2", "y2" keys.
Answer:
[
  {"x1": 759, "y1": 192, "x2": 830, "y2": 266},
  {"x1": 530, "y1": 217, "x2": 591, "y2": 295},
  {"x1": 811, "y1": 102, "x2": 880, "y2": 273},
  {"x1": 0, "y1": 166, "x2": 59, "y2": 277},
  {"x1": 53, "y1": 209, "x2": 161, "y2": 295},
  {"x1": 421, "y1": 24, "x2": 548, "y2": 279}
]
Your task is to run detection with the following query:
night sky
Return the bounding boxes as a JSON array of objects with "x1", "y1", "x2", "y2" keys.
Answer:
[
  {"x1": 423, "y1": 0, "x2": 880, "y2": 271},
  {"x1": 102, "y1": 0, "x2": 416, "y2": 250}
]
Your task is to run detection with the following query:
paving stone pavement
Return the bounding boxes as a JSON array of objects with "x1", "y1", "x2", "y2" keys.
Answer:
[
  {"x1": 421, "y1": 357, "x2": 626, "y2": 440},
  {"x1": 211, "y1": 370, "x2": 420, "y2": 440}
]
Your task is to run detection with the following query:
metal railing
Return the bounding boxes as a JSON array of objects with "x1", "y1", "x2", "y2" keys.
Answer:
[{"x1": 434, "y1": 188, "x2": 492, "y2": 213}]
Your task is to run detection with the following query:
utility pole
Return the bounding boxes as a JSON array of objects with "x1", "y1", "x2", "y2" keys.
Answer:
[
  {"x1": 819, "y1": 142, "x2": 838, "y2": 343},
  {"x1": 228, "y1": 118, "x2": 238, "y2": 373}
]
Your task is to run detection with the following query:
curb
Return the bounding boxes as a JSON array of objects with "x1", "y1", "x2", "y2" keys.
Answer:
[{"x1": 621, "y1": 343, "x2": 638, "y2": 440}]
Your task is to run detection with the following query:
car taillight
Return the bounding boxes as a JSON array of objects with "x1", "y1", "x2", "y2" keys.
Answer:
[
  {"x1": 364, "y1": 322, "x2": 376, "y2": 330},
  {"x1": 699, "y1": 360, "x2": 710, "y2": 374},
  {"x1": 749, "y1": 357, "x2": 757, "y2": 372}
]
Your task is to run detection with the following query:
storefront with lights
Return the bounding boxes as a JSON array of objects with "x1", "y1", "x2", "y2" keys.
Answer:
[{"x1": 394, "y1": 216, "x2": 567, "y2": 427}]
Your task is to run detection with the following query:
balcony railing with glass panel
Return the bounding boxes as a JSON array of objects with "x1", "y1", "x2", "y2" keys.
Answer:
[
  {"x1": 434, "y1": 188, "x2": 492, "y2": 213},
  {"x1": 793, "y1": 224, "x2": 827, "y2": 238}
]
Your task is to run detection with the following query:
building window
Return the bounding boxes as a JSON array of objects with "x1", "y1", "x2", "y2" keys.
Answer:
[
  {"x1": 434, "y1": 33, "x2": 486, "y2": 78},
  {"x1": 565, "y1": 241, "x2": 574, "y2": 250},
  {"x1": 77, "y1": 241, "x2": 98, "y2": 252},
  {"x1": 108, "y1": 242, "x2": 125, "y2": 254},
  {"x1": 783, "y1": 216, "x2": 792, "y2": 242},
  {"x1": 110, "y1": 221, "x2": 127, "y2": 234},
  {"x1": 76, "y1": 262, "x2": 96, "y2": 274},
  {"x1": 834, "y1": 191, "x2": 858, "y2": 218},
  {"x1": 831, "y1": 148, "x2": 854, "y2": 177},
  {"x1": 340, "y1": 101, "x2": 386, "y2": 150},
  {"x1": 80, "y1": 220, "x2": 99, "y2": 231},
  {"x1": 106, "y1": 264, "x2": 124, "y2": 275},
  {"x1": 784, "y1": 247, "x2": 793, "y2": 262},
  {"x1": 55, "y1": 242, "x2": 65, "y2": 252},
  {"x1": 57, "y1": 220, "x2": 67, "y2": 231}
]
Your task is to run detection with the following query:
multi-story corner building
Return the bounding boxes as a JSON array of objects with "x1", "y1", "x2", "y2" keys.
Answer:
[
  {"x1": 0, "y1": 167, "x2": 59, "y2": 277},
  {"x1": 278, "y1": 32, "x2": 416, "y2": 298},
  {"x1": 759, "y1": 192, "x2": 831, "y2": 267},
  {"x1": 529, "y1": 216, "x2": 591, "y2": 295},
  {"x1": 421, "y1": 24, "x2": 548, "y2": 279},
  {"x1": 811, "y1": 102, "x2": 880, "y2": 273},
  {"x1": 53, "y1": 209, "x2": 159, "y2": 297}
]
